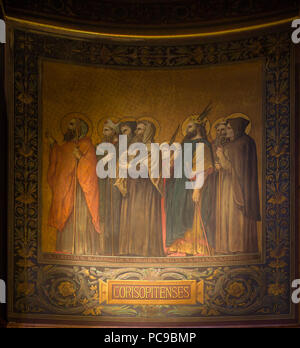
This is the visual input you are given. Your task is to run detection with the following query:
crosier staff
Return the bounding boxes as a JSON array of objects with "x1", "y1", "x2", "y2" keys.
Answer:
[
  {"x1": 215, "y1": 146, "x2": 224, "y2": 255},
  {"x1": 72, "y1": 121, "x2": 82, "y2": 255},
  {"x1": 192, "y1": 102, "x2": 213, "y2": 256}
]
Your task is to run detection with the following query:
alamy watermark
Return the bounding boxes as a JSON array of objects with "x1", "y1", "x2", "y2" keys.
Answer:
[
  {"x1": 291, "y1": 19, "x2": 300, "y2": 44},
  {"x1": 96, "y1": 136, "x2": 205, "y2": 190},
  {"x1": 0, "y1": 20, "x2": 5, "y2": 44},
  {"x1": 291, "y1": 279, "x2": 300, "y2": 304},
  {"x1": 0, "y1": 279, "x2": 5, "y2": 304}
]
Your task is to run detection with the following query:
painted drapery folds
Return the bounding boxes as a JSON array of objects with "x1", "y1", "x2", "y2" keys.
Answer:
[{"x1": 8, "y1": 24, "x2": 295, "y2": 325}]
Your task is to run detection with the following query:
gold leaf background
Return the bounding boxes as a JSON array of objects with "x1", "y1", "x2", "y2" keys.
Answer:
[{"x1": 41, "y1": 59, "x2": 263, "y2": 253}]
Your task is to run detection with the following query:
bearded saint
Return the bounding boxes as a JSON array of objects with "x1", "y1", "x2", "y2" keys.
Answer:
[
  {"x1": 200, "y1": 120, "x2": 229, "y2": 252},
  {"x1": 47, "y1": 118, "x2": 102, "y2": 255},
  {"x1": 116, "y1": 120, "x2": 165, "y2": 257},
  {"x1": 165, "y1": 117, "x2": 214, "y2": 256},
  {"x1": 212, "y1": 121, "x2": 229, "y2": 156},
  {"x1": 97, "y1": 119, "x2": 122, "y2": 256},
  {"x1": 215, "y1": 117, "x2": 261, "y2": 254},
  {"x1": 119, "y1": 120, "x2": 137, "y2": 145}
]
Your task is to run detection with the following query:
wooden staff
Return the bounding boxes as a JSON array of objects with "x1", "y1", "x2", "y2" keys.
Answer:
[
  {"x1": 215, "y1": 149, "x2": 222, "y2": 253},
  {"x1": 197, "y1": 203, "x2": 211, "y2": 256},
  {"x1": 169, "y1": 124, "x2": 180, "y2": 145},
  {"x1": 72, "y1": 125, "x2": 80, "y2": 255}
]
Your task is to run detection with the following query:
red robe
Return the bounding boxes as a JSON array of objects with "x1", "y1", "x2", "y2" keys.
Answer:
[{"x1": 48, "y1": 137, "x2": 101, "y2": 234}]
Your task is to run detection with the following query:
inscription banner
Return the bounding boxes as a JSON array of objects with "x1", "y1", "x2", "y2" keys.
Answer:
[{"x1": 99, "y1": 280, "x2": 202, "y2": 305}]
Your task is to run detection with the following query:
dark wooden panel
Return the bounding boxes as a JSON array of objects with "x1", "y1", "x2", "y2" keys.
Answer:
[{"x1": 3, "y1": 0, "x2": 300, "y2": 29}]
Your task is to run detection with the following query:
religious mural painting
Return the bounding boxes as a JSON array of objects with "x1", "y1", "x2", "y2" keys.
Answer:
[
  {"x1": 41, "y1": 59, "x2": 263, "y2": 265},
  {"x1": 7, "y1": 25, "x2": 295, "y2": 324}
]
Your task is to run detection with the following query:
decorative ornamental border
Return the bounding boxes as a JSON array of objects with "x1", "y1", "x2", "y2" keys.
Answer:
[{"x1": 7, "y1": 25, "x2": 295, "y2": 324}]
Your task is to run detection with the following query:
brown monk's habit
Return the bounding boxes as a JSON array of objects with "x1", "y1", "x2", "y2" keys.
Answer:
[{"x1": 215, "y1": 117, "x2": 261, "y2": 254}]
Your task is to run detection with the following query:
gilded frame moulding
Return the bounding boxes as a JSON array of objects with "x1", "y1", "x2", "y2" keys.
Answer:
[{"x1": 6, "y1": 21, "x2": 296, "y2": 325}]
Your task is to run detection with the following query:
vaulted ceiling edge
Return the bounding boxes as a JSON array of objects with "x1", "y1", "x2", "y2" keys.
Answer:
[{"x1": 2, "y1": 0, "x2": 300, "y2": 36}]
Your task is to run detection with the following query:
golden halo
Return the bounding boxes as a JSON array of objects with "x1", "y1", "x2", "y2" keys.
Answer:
[
  {"x1": 225, "y1": 113, "x2": 252, "y2": 135},
  {"x1": 97, "y1": 117, "x2": 120, "y2": 138},
  {"x1": 61, "y1": 112, "x2": 93, "y2": 138},
  {"x1": 210, "y1": 117, "x2": 227, "y2": 141},
  {"x1": 137, "y1": 116, "x2": 161, "y2": 138},
  {"x1": 181, "y1": 116, "x2": 211, "y2": 137}
]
